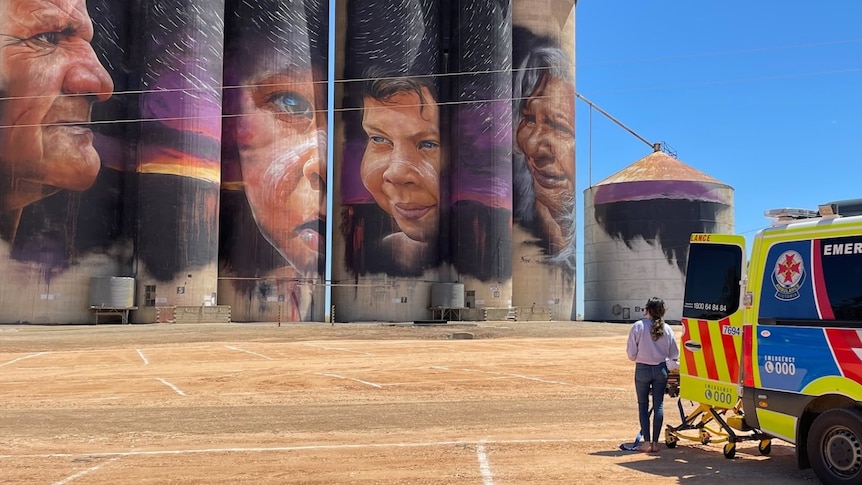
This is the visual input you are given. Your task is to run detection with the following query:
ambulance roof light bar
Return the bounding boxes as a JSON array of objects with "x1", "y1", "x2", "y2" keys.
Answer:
[
  {"x1": 818, "y1": 203, "x2": 839, "y2": 218},
  {"x1": 765, "y1": 208, "x2": 820, "y2": 225}
]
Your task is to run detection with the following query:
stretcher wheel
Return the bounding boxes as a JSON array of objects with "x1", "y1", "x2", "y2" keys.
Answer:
[
  {"x1": 723, "y1": 442, "x2": 736, "y2": 459},
  {"x1": 758, "y1": 439, "x2": 772, "y2": 456},
  {"x1": 665, "y1": 433, "x2": 678, "y2": 449}
]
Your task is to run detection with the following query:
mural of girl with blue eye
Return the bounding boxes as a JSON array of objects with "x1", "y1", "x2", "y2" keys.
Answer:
[{"x1": 219, "y1": 0, "x2": 328, "y2": 322}]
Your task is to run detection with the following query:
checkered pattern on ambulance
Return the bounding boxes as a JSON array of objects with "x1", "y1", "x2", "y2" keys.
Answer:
[{"x1": 679, "y1": 315, "x2": 742, "y2": 406}]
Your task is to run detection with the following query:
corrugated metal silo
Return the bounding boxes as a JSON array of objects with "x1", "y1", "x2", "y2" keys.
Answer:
[{"x1": 583, "y1": 151, "x2": 733, "y2": 323}]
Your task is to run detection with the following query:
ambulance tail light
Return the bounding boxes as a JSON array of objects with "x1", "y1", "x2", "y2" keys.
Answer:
[{"x1": 741, "y1": 325, "x2": 755, "y2": 388}]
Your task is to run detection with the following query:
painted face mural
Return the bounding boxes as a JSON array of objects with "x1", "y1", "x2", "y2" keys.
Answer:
[
  {"x1": 236, "y1": 66, "x2": 327, "y2": 277},
  {"x1": 360, "y1": 82, "x2": 441, "y2": 246},
  {"x1": 516, "y1": 72, "x2": 575, "y2": 254},
  {"x1": 510, "y1": 8, "x2": 577, "y2": 322},
  {"x1": 513, "y1": 42, "x2": 575, "y2": 261},
  {"x1": 0, "y1": 0, "x2": 113, "y2": 214},
  {"x1": 338, "y1": 0, "x2": 443, "y2": 280},
  {"x1": 219, "y1": 0, "x2": 327, "y2": 322}
]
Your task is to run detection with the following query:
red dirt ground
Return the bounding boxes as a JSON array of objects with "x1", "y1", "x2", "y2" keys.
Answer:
[{"x1": 0, "y1": 321, "x2": 819, "y2": 484}]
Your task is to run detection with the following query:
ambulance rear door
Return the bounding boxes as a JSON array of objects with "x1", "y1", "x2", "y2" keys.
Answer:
[{"x1": 679, "y1": 234, "x2": 746, "y2": 408}]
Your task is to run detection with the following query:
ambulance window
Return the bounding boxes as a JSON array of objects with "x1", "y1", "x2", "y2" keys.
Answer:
[
  {"x1": 761, "y1": 236, "x2": 862, "y2": 327},
  {"x1": 682, "y1": 244, "x2": 742, "y2": 320},
  {"x1": 820, "y1": 236, "x2": 862, "y2": 322}
]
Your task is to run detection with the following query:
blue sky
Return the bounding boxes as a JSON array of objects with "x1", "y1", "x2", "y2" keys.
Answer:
[{"x1": 573, "y1": 1, "x2": 862, "y2": 316}]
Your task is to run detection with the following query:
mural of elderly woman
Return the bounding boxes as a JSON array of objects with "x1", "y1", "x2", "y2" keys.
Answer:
[
  {"x1": 513, "y1": 41, "x2": 576, "y2": 269},
  {"x1": 219, "y1": 0, "x2": 327, "y2": 321}
]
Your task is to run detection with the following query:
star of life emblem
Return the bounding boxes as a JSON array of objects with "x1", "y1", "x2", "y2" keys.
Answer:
[{"x1": 772, "y1": 250, "x2": 805, "y2": 301}]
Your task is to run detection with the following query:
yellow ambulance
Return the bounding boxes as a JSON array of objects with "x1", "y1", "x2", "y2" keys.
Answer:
[{"x1": 680, "y1": 199, "x2": 862, "y2": 484}]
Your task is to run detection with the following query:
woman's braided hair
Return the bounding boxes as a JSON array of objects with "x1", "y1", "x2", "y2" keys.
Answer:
[{"x1": 646, "y1": 297, "x2": 667, "y2": 341}]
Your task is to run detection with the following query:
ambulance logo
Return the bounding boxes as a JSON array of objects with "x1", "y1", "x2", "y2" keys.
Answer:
[{"x1": 772, "y1": 250, "x2": 805, "y2": 301}]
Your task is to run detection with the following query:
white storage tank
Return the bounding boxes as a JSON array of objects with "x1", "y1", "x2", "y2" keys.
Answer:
[
  {"x1": 583, "y1": 151, "x2": 733, "y2": 323},
  {"x1": 89, "y1": 277, "x2": 136, "y2": 309},
  {"x1": 431, "y1": 283, "x2": 466, "y2": 308}
]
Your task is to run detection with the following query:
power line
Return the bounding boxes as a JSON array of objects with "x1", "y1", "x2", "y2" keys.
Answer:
[
  {"x1": 0, "y1": 63, "x2": 581, "y2": 130},
  {"x1": 0, "y1": 64, "x2": 548, "y2": 104}
]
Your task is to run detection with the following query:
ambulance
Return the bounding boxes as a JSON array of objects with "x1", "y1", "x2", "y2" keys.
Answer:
[{"x1": 680, "y1": 199, "x2": 862, "y2": 484}]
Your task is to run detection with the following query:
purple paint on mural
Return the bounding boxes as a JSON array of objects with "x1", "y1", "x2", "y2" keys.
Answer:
[
  {"x1": 451, "y1": 99, "x2": 513, "y2": 207},
  {"x1": 593, "y1": 180, "x2": 731, "y2": 205},
  {"x1": 341, "y1": 137, "x2": 374, "y2": 204},
  {"x1": 447, "y1": 0, "x2": 514, "y2": 281},
  {"x1": 133, "y1": 0, "x2": 225, "y2": 282},
  {"x1": 142, "y1": 71, "x2": 223, "y2": 143}
]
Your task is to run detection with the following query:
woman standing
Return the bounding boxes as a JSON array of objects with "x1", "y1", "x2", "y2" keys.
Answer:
[{"x1": 626, "y1": 297, "x2": 680, "y2": 453}]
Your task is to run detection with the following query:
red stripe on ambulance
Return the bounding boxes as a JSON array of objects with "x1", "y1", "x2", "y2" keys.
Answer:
[
  {"x1": 719, "y1": 316, "x2": 740, "y2": 382},
  {"x1": 681, "y1": 318, "x2": 698, "y2": 377},
  {"x1": 825, "y1": 328, "x2": 862, "y2": 385},
  {"x1": 698, "y1": 319, "x2": 720, "y2": 381}
]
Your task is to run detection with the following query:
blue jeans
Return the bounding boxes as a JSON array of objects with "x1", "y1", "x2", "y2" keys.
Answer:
[{"x1": 635, "y1": 363, "x2": 669, "y2": 443}]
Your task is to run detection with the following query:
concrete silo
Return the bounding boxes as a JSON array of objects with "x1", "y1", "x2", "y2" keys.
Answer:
[{"x1": 583, "y1": 151, "x2": 733, "y2": 323}]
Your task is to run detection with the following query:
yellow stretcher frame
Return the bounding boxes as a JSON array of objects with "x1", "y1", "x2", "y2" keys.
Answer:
[{"x1": 664, "y1": 371, "x2": 773, "y2": 459}]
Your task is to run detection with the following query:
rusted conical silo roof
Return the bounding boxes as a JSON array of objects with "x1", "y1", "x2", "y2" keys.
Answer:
[
  {"x1": 583, "y1": 151, "x2": 735, "y2": 323},
  {"x1": 596, "y1": 151, "x2": 722, "y2": 185},
  {"x1": 592, "y1": 151, "x2": 732, "y2": 205}
]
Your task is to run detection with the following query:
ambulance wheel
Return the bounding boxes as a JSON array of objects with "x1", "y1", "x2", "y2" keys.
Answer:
[
  {"x1": 723, "y1": 442, "x2": 736, "y2": 459},
  {"x1": 807, "y1": 408, "x2": 862, "y2": 485},
  {"x1": 758, "y1": 439, "x2": 772, "y2": 456}
]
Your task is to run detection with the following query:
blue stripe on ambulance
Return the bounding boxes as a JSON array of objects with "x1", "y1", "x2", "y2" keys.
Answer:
[{"x1": 757, "y1": 327, "x2": 841, "y2": 391}]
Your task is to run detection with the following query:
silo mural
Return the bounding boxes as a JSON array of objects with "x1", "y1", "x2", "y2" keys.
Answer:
[
  {"x1": 0, "y1": 0, "x2": 128, "y2": 323},
  {"x1": 130, "y1": 0, "x2": 225, "y2": 322},
  {"x1": 333, "y1": 0, "x2": 444, "y2": 321},
  {"x1": 0, "y1": 0, "x2": 580, "y2": 324},
  {"x1": 448, "y1": 0, "x2": 514, "y2": 314},
  {"x1": 583, "y1": 151, "x2": 734, "y2": 323},
  {"x1": 511, "y1": 0, "x2": 577, "y2": 320},
  {"x1": 218, "y1": 0, "x2": 328, "y2": 322}
]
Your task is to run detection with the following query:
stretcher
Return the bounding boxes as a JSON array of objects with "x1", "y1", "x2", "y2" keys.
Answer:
[{"x1": 663, "y1": 370, "x2": 773, "y2": 459}]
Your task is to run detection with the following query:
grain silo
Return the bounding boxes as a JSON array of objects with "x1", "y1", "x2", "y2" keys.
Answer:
[{"x1": 583, "y1": 151, "x2": 733, "y2": 323}]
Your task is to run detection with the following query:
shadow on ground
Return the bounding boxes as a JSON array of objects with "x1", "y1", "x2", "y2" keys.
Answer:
[{"x1": 593, "y1": 442, "x2": 819, "y2": 484}]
